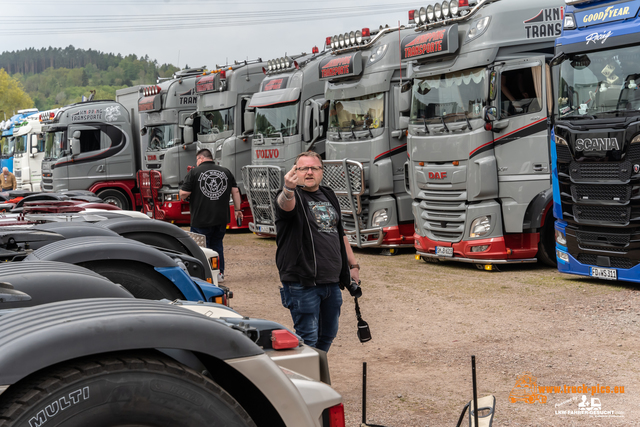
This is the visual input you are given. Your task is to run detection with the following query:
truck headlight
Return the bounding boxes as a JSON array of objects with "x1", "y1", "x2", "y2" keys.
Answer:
[
  {"x1": 555, "y1": 229, "x2": 566, "y2": 246},
  {"x1": 164, "y1": 193, "x2": 180, "y2": 202},
  {"x1": 371, "y1": 208, "x2": 389, "y2": 227},
  {"x1": 556, "y1": 249, "x2": 569, "y2": 263},
  {"x1": 469, "y1": 216, "x2": 491, "y2": 238}
]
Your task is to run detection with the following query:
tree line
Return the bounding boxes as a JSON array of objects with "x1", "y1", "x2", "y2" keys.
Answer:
[{"x1": 0, "y1": 46, "x2": 180, "y2": 112}]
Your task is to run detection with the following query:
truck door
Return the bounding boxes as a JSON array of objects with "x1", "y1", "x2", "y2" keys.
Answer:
[
  {"x1": 66, "y1": 124, "x2": 107, "y2": 191},
  {"x1": 493, "y1": 57, "x2": 550, "y2": 233},
  {"x1": 104, "y1": 123, "x2": 135, "y2": 181}
]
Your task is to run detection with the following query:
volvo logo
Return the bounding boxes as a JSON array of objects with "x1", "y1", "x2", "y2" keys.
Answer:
[{"x1": 575, "y1": 137, "x2": 620, "y2": 152}]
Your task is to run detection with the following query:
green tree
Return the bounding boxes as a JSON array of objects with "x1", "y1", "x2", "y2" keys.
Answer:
[{"x1": 0, "y1": 68, "x2": 34, "y2": 120}]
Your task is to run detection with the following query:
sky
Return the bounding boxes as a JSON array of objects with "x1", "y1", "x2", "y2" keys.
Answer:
[{"x1": 0, "y1": 0, "x2": 416, "y2": 70}]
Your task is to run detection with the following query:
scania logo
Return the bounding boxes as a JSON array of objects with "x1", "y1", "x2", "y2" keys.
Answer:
[
  {"x1": 428, "y1": 171, "x2": 447, "y2": 179},
  {"x1": 575, "y1": 137, "x2": 620, "y2": 152}
]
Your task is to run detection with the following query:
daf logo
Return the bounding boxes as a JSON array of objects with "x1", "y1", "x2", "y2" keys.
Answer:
[
  {"x1": 575, "y1": 137, "x2": 620, "y2": 152},
  {"x1": 428, "y1": 171, "x2": 447, "y2": 179}
]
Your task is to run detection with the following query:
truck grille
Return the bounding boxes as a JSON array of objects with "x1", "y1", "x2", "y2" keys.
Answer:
[
  {"x1": 571, "y1": 184, "x2": 630, "y2": 202},
  {"x1": 14, "y1": 170, "x2": 21, "y2": 179},
  {"x1": 573, "y1": 205, "x2": 629, "y2": 224},
  {"x1": 417, "y1": 190, "x2": 467, "y2": 242},
  {"x1": 628, "y1": 143, "x2": 640, "y2": 162},
  {"x1": 242, "y1": 165, "x2": 282, "y2": 227},
  {"x1": 569, "y1": 161, "x2": 631, "y2": 181},
  {"x1": 577, "y1": 253, "x2": 637, "y2": 269},
  {"x1": 576, "y1": 231, "x2": 629, "y2": 246},
  {"x1": 321, "y1": 160, "x2": 365, "y2": 215},
  {"x1": 556, "y1": 145, "x2": 572, "y2": 163}
]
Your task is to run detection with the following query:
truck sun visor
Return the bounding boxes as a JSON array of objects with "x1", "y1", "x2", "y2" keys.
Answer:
[
  {"x1": 319, "y1": 51, "x2": 363, "y2": 80},
  {"x1": 248, "y1": 87, "x2": 300, "y2": 108}
]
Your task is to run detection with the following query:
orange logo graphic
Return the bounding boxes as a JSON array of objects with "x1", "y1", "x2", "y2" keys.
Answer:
[{"x1": 510, "y1": 372, "x2": 547, "y2": 404}]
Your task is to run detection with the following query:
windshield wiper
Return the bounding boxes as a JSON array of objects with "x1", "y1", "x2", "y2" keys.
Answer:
[
  {"x1": 350, "y1": 120, "x2": 357, "y2": 139},
  {"x1": 422, "y1": 118, "x2": 430, "y2": 134},
  {"x1": 560, "y1": 111, "x2": 596, "y2": 120},
  {"x1": 440, "y1": 117, "x2": 450, "y2": 133},
  {"x1": 363, "y1": 117, "x2": 374, "y2": 138},
  {"x1": 464, "y1": 111, "x2": 473, "y2": 131}
]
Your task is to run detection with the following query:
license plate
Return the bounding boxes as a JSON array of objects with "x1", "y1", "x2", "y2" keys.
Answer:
[
  {"x1": 435, "y1": 246, "x2": 453, "y2": 257},
  {"x1": 590, "y1": 267, "x2": 617, "y2": 280},
  {"x1": 257, "y1": 225, "x2": 276, "y2": 234}
]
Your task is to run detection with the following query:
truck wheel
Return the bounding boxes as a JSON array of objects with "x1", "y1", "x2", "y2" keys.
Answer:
[
  {"x1": 78, "y1": 260, "x2": 184, "y2": 300},
  {"x1": 98, "y1": 188, "x2": 130, "y2": 210},
  {"x1": 0, "y1": 352, "x2": 256, "y2": 427},
  {"x1": 537, "y1": 209, "x2": 557, "y2": 268}
]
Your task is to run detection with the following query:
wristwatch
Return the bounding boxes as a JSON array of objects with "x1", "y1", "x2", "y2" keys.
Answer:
[{"x1": 349, "y1": 263, "x2": 360, "y2": 270}]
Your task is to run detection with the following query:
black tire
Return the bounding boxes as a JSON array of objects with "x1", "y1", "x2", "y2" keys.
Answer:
[
  {"x1": 98, "y1": 188, "x2": 130, "y2": 210},
  {"x1": 537, "y1": 209, "x2": 557, "y2": 267},
  {"x1": 78, "y1": 260, "x2": 184, "y2": 300},
  {"x1": 0, "y1": 352, "x2": 256, "y2": 427}
]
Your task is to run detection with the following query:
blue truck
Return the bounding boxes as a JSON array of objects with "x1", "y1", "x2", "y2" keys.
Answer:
[{"x1": 552, "y1": 0, "x2": 640, "y2": 281}]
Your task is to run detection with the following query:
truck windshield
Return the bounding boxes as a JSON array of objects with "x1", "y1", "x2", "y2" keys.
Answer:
[
  {"x1": 1, "y1": 137, "x2": 16, "y2": 158},
  {"x1": 410, "y1": 67, "x2": 486, "y2": 124},
  {"x1": 147, "y1": 125, "x2": 176, "y2": 151},
  {"x1": 44, "y1": 131, "x2": 66, "y2": 160},
  {"x1": 255, "y1": 102, "x2": 298, "y2": 137},
  {"x1": 14, "y1": 135, "x2": 27, "y2": 154},
  {"x1": 201, "y1": 106, "x2": 235, "y2": 136},
  {"x1": 329, "y1": 92, "x2": 385, "y2": 131},
  {"x1": 556, "y1": 46, "x2": 640, "y2": 119}
]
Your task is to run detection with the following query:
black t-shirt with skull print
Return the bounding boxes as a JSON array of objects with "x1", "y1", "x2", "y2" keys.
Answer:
[
  {"x1": 181, "y1": 161, "x2": 237, "y2": 228},
  {"x1": 298, "y1": 189, "x2": 342, "y2": 284}
]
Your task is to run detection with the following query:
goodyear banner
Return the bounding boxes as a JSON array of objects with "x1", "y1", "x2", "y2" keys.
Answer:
[
  {"x1": 575, "y1": 0, "x2": 640, "y2": 28},
  {"x1": 401, "y1": 24, "x2": 458, "y2": 61},
  {"x1": 318, "y1": 52, "x2": 363, "y2": 80}
]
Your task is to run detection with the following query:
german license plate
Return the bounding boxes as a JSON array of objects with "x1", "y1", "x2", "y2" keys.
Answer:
[
  {"x1": 257, "y1": 225, "x2": 276, "y2": 234},
  {"x1": 590, "y1": 267, "x2": 617, "y2": 280},
  {"x1": 435, "y1": 246, "x2": 453, "y2": 257}
]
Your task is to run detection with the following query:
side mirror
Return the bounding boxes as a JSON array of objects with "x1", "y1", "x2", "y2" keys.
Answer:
[
  {"x1": 70, "y1": 130, "x2": 81, "y2": 155},
  {"x1": 399, "y1": 87, "x2": 411, "y2": 113},
  {"x1": 31, "y1": 147, "x2": 38, "y2": 156},
  {"x1": 30, "y1": 135, "x2": 38, "y2": 156},
  {"x1": 182, "y1": 116, "x2": 194, "y2": 144},
  {"x1": 398, "y1": 116, "x2": 410, "y2": 129},
  {"x1": 303, "y1": 101, "x2": 320, "y2": 143},
  {"x1": 489, "y1": 71, "x2": 497, "y2": 101},
  {"x1": 484, "y1": 106, "x2": 498, "y2": 122},
  {"x1": 244, "y1": 111, "x2": 254, "y2": 134}
]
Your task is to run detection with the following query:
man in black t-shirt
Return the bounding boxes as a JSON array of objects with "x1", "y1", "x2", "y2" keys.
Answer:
[
  {"x1": 275, "y1": 151, "x2": 360, "y2": 352},
  {"x1": 179, "y1": 149, "x2": 242, "y2": 282}
]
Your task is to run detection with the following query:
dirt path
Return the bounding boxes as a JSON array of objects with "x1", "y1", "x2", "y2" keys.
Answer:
[{"x1": 223, "y1": 231, "x2": 638, "y2": 426}]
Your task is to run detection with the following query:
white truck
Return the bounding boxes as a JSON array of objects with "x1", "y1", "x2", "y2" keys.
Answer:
[{"x1": 13, "y1": 109, "x2": 58, "y2": 191}]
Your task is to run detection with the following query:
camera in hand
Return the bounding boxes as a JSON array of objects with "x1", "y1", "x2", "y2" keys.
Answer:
[{"x1": 346, "y1": 278, "x2": 362, "y2": 299}]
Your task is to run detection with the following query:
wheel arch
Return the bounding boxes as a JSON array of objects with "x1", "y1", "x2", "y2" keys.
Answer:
[
  {"x1": 89, "y1": 181, "x2": 136, "y2": 209},
  {"x1": 523, "y1": 188, "x2": 554, "y2": 230},
  {"x1": 0, "y1": 299, "x2": 263, "y2": 387}
]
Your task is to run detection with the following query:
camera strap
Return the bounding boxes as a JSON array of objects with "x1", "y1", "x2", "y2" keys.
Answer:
[{"x1": 354, "y1": 298, "x2": 364, "y2": 321}]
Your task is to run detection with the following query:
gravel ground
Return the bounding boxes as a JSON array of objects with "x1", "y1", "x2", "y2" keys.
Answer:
[{"x1": 222, "y1": 230, "x2": 638, "y2": 426}]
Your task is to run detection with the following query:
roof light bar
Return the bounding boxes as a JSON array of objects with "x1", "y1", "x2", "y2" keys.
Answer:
[
  {"x1": 265, "y1": 56, "x2": 295, "y2": 74},
  {"x1": 330, "y1": 27, "x2": 373, "y2": 52},
  {"x1": 409, "y1": 0, "x2": 474, "y2": 26}
]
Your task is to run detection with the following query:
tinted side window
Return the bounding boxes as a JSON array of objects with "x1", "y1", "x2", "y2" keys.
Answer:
[{"x1": 500, "y1": 66, "x2": 542, "y2": 117}]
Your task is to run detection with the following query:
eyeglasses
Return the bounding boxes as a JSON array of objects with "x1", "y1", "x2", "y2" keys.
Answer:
[{"x1": 296, "y1": 166, "x2": 323, "y2": 173}]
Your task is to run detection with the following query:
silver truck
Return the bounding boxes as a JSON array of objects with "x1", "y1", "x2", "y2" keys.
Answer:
[
  {"x1": 40, "y1": 97, "x2": 143, "y2": 210},
  {"x1": 137, "y1": 68, "x2": 203, "y2": 225},
  {"x1": 164, "y1": 59, "x2": 267, "y2": 230},
  {"x1": 243, "y1": 49, "x2": 329, "y2": 236},
  {"x1": 403, "y1": 0, "x2": 564, "y2": 268},
  {"x1": 320, "y1": 25, "x2": 415, "y2": 253}
]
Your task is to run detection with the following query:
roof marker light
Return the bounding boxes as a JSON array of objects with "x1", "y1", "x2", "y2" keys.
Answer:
[
  {"x1": 362, "y1": 28, "x2": 370, "y2": 37},
  {"x1": 409, "y1": 9, "x2": 416, "y2": 23},
  {"x1": 326, "y1": 37, "x2": 332, "y2": 46}
]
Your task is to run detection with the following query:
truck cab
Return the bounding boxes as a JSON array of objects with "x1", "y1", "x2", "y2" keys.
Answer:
[
  {"x1": 0, "y1": 109, "x2": 39, "y2": 174},
  {"x1": 320, "y1": 25, "x2": 415, "y2": 252},
  {"x1": 403, "y1": 0, "x2": 563, "y2": 268},
  {"x1": 243, "y1": 49, "x2": 329, "y2": 236},
  {"x1": 41, "y1": 100, "x2": 141, "y2": 210},
  {"x1": 552, "y1": 0, "x2": 640, "y2": 282},
  {"x1": 13, "y1": 110, "x2": 57, "y2": 191},
  {"x1": 135, "y1": 69, "x2": 202, "y2": 224}
]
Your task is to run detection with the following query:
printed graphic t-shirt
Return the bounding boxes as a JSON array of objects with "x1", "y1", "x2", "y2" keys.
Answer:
[
  {"x1": 181, "y1": 161, "x2": 237, "y2": 228},
  {"x1": 299, "y1": 189, "x2": 342, "y2": 284}
]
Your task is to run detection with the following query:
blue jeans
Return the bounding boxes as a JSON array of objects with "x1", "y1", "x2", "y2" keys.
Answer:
[
  {"x1": 280, "y1": 282, "x2": 342, "y2": 352},
  {"x1": 191, "y1": 225, "x2": 227, "y2": 274}
]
